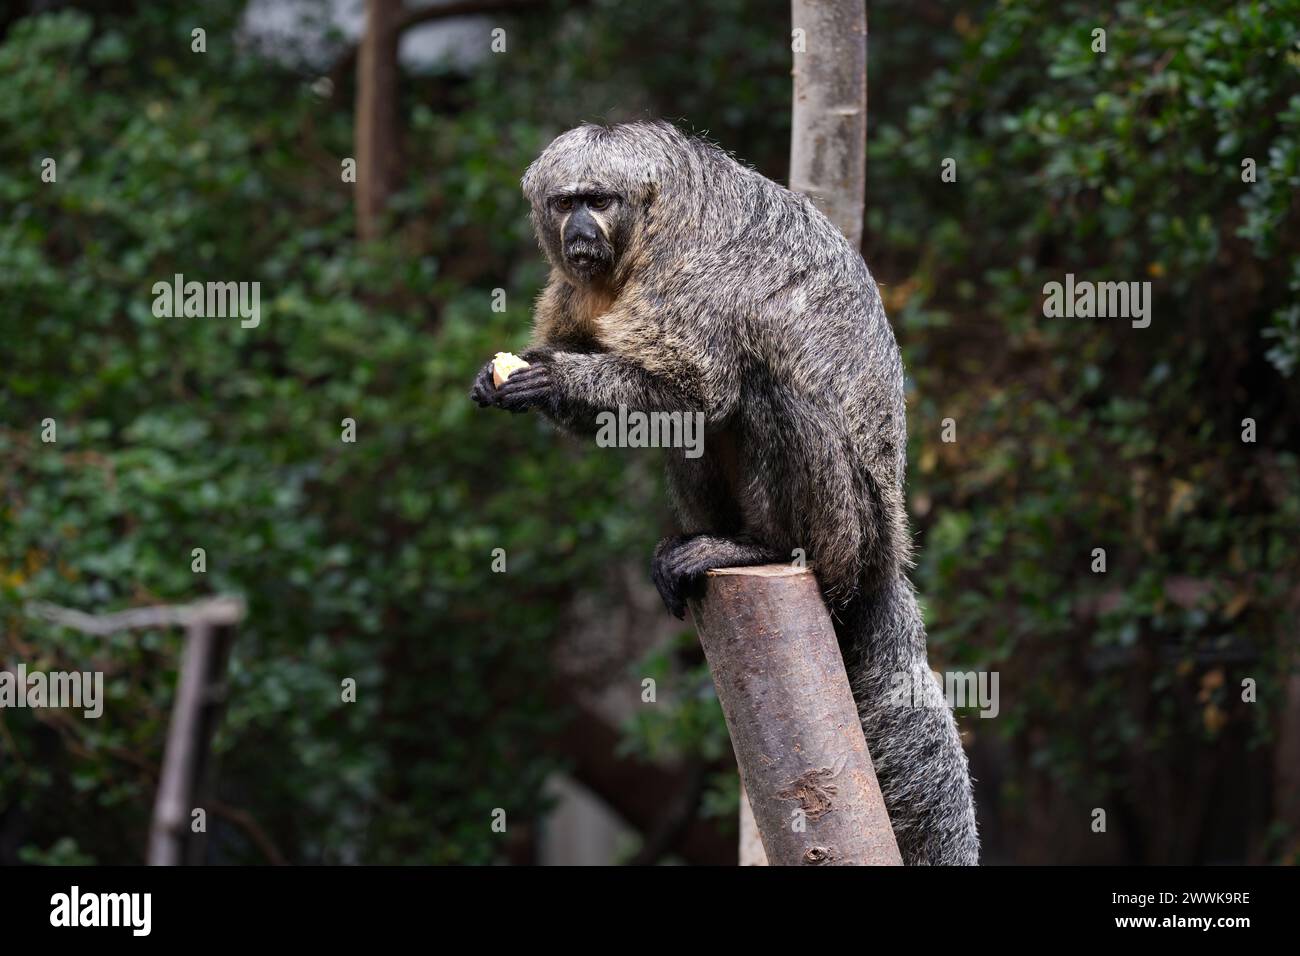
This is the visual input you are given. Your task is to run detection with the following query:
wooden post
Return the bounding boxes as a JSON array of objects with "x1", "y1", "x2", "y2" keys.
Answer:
[
  {"x1": 26, "y1": 596, "x2": 246, "y2": 865},
  {"x1": 790, "y1": 0, "x2": 868, "y2": 250},
  {"x1": 148, "y1": 611, "x2": 241, "y2": 865},
  {"x1": 689, "y1": 566, "x2": 900, "y2": 865},
  {"x1": 354, "y1": 0, "x2": 402, "y2": 241}
]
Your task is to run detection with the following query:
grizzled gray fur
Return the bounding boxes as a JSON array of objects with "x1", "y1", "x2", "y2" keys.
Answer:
[{"x1": 471, "y1": 120, "x2": 979, "y2": 865}]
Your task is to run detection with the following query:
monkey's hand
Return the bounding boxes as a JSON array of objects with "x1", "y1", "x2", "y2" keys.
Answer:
[
  {"x1": 492, "y1": 360, "x2": 554, "y2": 414},
  {"x1": 651, "y1": 534, "x2": 779, "y2": 619},
  {"x1": 469, "y1": 355, "x2": 555, "y2": 414}
]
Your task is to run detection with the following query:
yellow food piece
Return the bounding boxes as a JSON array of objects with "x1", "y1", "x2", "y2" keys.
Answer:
[{"x1": 492, "y1": 351, "x2": 530, "y2": 387}]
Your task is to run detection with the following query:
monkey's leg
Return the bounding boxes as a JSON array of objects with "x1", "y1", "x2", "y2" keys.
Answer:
[
  {"x1": 503, "y1": 348, "x2": 703, "y2": 436},
  {"x1": 731, "y1": 395, "x2": 880, "y2": 605},
  {"x1": 651, "y1": 534, "x2": 779, "y2": 619}
]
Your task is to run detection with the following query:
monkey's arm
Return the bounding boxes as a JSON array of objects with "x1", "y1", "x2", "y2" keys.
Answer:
[
  {"x1": 485, "y1": 347, "x2": 707, "y2": 437},
  {"x1": 472, "y1": 274, "x2": 741, "y2": 431}
]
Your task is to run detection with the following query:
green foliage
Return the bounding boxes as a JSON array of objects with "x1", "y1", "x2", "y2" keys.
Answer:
[
  {"x1": 868, "y1": 0, "x2": 1299, "y2": 857},
  {"x1": 620, "y1": 632, "x2": 731, "y2": 766},
  {"x1": 0, "y1": 4, "x2": 655, "y2": 864}
]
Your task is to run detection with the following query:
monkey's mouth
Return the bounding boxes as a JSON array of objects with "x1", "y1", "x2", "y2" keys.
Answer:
[{"x1": 564, "y1": 244, "x2": 609, "y2": 270}]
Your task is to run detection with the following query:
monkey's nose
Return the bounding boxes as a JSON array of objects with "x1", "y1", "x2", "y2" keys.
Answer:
[{"x1": 566, "y1": 224, "x2": 599, "y2": 244}]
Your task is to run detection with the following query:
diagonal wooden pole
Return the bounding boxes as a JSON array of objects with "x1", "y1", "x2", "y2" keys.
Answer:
[
  {"x1": 29, "y1": 596, "x2": 245, "y2": 865},
  {"x1": 689, "y1": 565, "x2": 900, "y2": 865},
  {"x1": 149, "y1": 611, "x2": 241, "y2": 865}
]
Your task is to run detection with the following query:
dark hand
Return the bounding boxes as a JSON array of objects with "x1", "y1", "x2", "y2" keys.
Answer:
[
  {"x1": 494, "y1": 360, "x2": 554, "y2": 414},
  {"x1": 470, "y1": 355, "x2": 554, "y2": 413}
]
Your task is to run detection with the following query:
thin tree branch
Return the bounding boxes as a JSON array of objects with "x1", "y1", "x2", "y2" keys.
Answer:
[
  {"x1": 209, "y1": 799, "x2": 290, "y2": 866},
  {"x1": 26, "y1": 597, "x2": 246, "y2": 635}
]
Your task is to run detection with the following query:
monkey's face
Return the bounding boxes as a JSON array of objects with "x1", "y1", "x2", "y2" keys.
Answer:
[
  {"x1": 546, "y1": 191, "x2": 625, "y2": 284},
  {"x1": 524, "y1": 124, "x2": 670, "y2": 285}
]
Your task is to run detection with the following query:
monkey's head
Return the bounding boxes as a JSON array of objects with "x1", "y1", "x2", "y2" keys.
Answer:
[{"x1": 523, "y1": 123, "x2": 680, "y2": 287}]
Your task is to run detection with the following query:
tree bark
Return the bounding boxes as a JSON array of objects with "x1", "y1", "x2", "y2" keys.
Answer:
[
  {"x1": 690, "y1": 566, "x2": 900, "y2": 865},
  {"x1": 790, "y1": 0, "x2": 867, "y2": 250},
  {"x1": 354, "y1": 0, "x2": 403, "y2": 241}
]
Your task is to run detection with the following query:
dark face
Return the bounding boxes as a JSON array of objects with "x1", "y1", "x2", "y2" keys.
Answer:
[{"x1": 549, "y1": 192, "x2": 623, "y2": 284}]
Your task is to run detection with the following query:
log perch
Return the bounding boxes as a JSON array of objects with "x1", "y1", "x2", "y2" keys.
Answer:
[{"x1": 689, "y1": 564, "x2": 901, "y2": 865}]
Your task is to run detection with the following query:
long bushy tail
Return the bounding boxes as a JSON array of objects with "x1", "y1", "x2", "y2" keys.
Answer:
[{"x1": 836, "y1": 574, "x2": 980, "y2": 865}]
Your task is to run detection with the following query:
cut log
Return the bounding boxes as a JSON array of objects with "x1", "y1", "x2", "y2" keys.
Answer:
[{"x1": 690, "y1": 564, "x2": 900, "y2": 865}]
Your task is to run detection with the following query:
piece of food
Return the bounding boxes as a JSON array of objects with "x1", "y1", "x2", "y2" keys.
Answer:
[{"x1": 492, "y1": 351, "x2": 530, "y2": 387}]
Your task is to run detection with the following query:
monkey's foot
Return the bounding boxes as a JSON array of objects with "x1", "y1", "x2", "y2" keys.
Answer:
[{"x1": 651, "y1": 534, "x2": 778, "y2": 619}]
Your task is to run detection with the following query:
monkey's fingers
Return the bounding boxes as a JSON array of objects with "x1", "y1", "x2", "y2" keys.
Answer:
[
  {"x1": 652, "y1": 534, "x2": 709, "y2": 619},
  {"x1": 498, "y1": 363, "x2": 549, "y2": 386},
  {"x1": 650, "y1": 559, "x2": 686, "y2": 619},
  {"x1": 469, "y1": 360, "x2": 499, "y2": 407},
  {"x1": 499, "y1": 385, "x2": 551, "y2": 414},
  {"x1": 494, "y1": 364, "x2": 553, "y2": 413}
]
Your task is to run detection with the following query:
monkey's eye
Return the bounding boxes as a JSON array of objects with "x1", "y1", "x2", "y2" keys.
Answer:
[
  {"x1": 588, "y1": 195, "x2": 612, "y2": 211},
  {"x1": 554, "y1": 196, "x2": 574, "y2": 213}
]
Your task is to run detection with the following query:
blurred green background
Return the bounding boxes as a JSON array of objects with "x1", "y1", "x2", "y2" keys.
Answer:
[{"x1": 1, "y1": 0, "x2": 1297, "y2": 864}]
